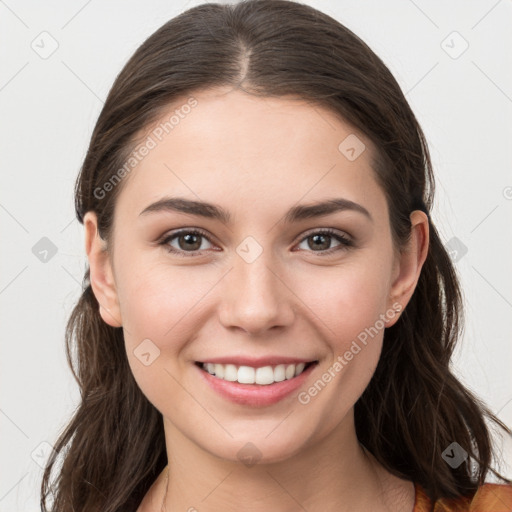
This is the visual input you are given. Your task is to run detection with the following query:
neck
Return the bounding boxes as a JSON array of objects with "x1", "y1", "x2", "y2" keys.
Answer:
[{"x1": 159, "y1": 411, "x2": 414, "y2": 512}]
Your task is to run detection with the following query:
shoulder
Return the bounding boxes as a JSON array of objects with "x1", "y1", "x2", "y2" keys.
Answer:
[{"x1": 414, "y1": 482, "x2": 512, "y2": 511}]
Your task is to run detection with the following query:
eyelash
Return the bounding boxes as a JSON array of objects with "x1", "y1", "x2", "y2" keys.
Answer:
[{"x1": 157, "y1": 228, "x2": 353, "y2": 258}]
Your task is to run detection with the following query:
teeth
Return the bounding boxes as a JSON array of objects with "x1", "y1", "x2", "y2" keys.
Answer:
[
  {"x1": 238, "y1": 366, "x2": 255, "y2": 384},
  {"x1": 214, "y1": 363, "x2": 224, "y2": 379},
  {"x1": 274, "y1": 364, "x2": 286, "y2": 382},
  {"x1": 201, "y1": 361, "x2": 311, "y2": 385},
  {"x1": 295, "y1": 362, "x2": 306, "y2": 376},
  {"x1": 224, "y1": 364, "x2": 238, "y2": 381},
  {"x1": 255, "y1": 366, "x2": 274, "y2": 385}
]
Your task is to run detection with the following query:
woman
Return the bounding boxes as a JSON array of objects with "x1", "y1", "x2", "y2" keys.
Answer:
[{"x1": 41, "y1": 1, "x2": 512, "y2": 511}]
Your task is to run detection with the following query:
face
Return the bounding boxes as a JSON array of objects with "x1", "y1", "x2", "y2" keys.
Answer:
[{"x1": 85, "y1": 87, "x2": 427, "y2": 464}]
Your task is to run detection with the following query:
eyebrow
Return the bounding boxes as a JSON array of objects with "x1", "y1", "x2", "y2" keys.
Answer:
[{"x1": 139, "y1": 196, "x2": 372, "y2": 224}]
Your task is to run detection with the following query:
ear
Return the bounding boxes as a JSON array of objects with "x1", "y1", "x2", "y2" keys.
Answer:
[
  {"x1": 83, "y1": 211, "x2": 122, "y2": 328},
  {"x1": 385, "y1": 210, "x2": 429, "y2": 327}
]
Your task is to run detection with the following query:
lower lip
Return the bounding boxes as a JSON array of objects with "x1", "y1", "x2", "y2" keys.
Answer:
[{"x1": 195, "y1": 362, "x2": 318, "y2": 407}]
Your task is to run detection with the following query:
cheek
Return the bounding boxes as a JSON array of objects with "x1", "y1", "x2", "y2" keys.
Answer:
[
  {"x1": 116, "y1": 239, "x2": 392, "y2": 392},
  {"x1": 118, "y1": 243, "x2": 393, "y2": 361},
  {"x1": 115, "y1": 258, "x2": 222, "y2": 372},
  {"x1": 302, "y1": 256, "x2": 392, "y2": 346},
  {"x1": 293, "y1": 263, "x2": 390, "y2": 434},
  {"x1": 116, "y1": 260, "x2": 210, "y2": 415},
  {"x1": 117, "y1": 256, "x2": 205, "y2": 332},
  {"x1": 295, "y1": 254, "x2": 392, "y2": 398}
]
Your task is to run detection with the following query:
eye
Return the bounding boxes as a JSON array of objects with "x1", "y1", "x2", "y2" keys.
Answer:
[
  {"x1": 158, "y1": 227, "x2": 353, "y2": 258},
  {"x1": 295, "y1": 229, "x2": 353, "y2": 255},
  {"x1": 158, "y1": 229, "x2": 215, "y2": 257}
]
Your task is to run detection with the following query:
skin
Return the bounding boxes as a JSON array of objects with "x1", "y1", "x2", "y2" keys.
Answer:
[{"x1": 84, "y1": 87, "x2": 429, "y2": 511}]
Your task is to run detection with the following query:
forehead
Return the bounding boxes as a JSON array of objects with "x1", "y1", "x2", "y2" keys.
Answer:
[{"x1": 114, "y1": 87, "x2": 386, "y2": 224}]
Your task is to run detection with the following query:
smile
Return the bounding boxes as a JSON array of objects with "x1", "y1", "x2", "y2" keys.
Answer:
[{"x1": 196, "y1": 361, "x2": 318, "y2": 385}]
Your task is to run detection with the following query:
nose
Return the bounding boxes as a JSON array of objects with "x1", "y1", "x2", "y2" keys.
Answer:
[{"x1": 218, "y1": 250, "x2": 295, "y2": 336}]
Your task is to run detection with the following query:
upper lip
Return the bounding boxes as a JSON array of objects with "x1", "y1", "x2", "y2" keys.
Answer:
[{"x1": 196, "y1": 356, "x2": 318, "y2": 367}]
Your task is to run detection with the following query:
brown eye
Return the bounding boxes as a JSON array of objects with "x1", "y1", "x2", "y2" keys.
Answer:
[
  {"x1": 176, "y1": 233, "x2": 203, "y2": 251},
  {"x1": 159, "y1": 229, "x2": 214, "y2": 256},
  {"x1": 296, "y1": 229, "x2": 353, "y2": 255}
]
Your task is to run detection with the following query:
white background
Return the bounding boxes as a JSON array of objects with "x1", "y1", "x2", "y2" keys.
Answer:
[{"x1": 1, "y1": 0, "x2": 511, "y2": 509}]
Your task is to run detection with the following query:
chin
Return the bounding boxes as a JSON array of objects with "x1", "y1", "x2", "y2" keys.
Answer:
[{"x1": 198, "y1": 426, "x2": 313, "y2": 467}]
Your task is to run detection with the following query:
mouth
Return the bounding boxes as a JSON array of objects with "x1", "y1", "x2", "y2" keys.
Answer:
[{"x1": 195, "y1": 360, "x2": 319, "y2": 386}]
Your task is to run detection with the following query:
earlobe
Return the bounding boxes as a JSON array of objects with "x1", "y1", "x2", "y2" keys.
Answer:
[
  {"x1": 83, "y1": 212, "x2": 122, "y2": 328},
  {"x1": 386, "y1": 210, "x2": 429, "y2": 327}
]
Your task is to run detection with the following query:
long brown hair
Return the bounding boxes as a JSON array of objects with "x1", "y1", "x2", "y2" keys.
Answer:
[{"x1": 41, "y1": 1, "x2": 511, "y2": 510}]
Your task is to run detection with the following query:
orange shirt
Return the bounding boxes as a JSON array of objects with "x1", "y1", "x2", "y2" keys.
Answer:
[{"x1": 413, "y1": 482, "x2": 512, "y2": 511}]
